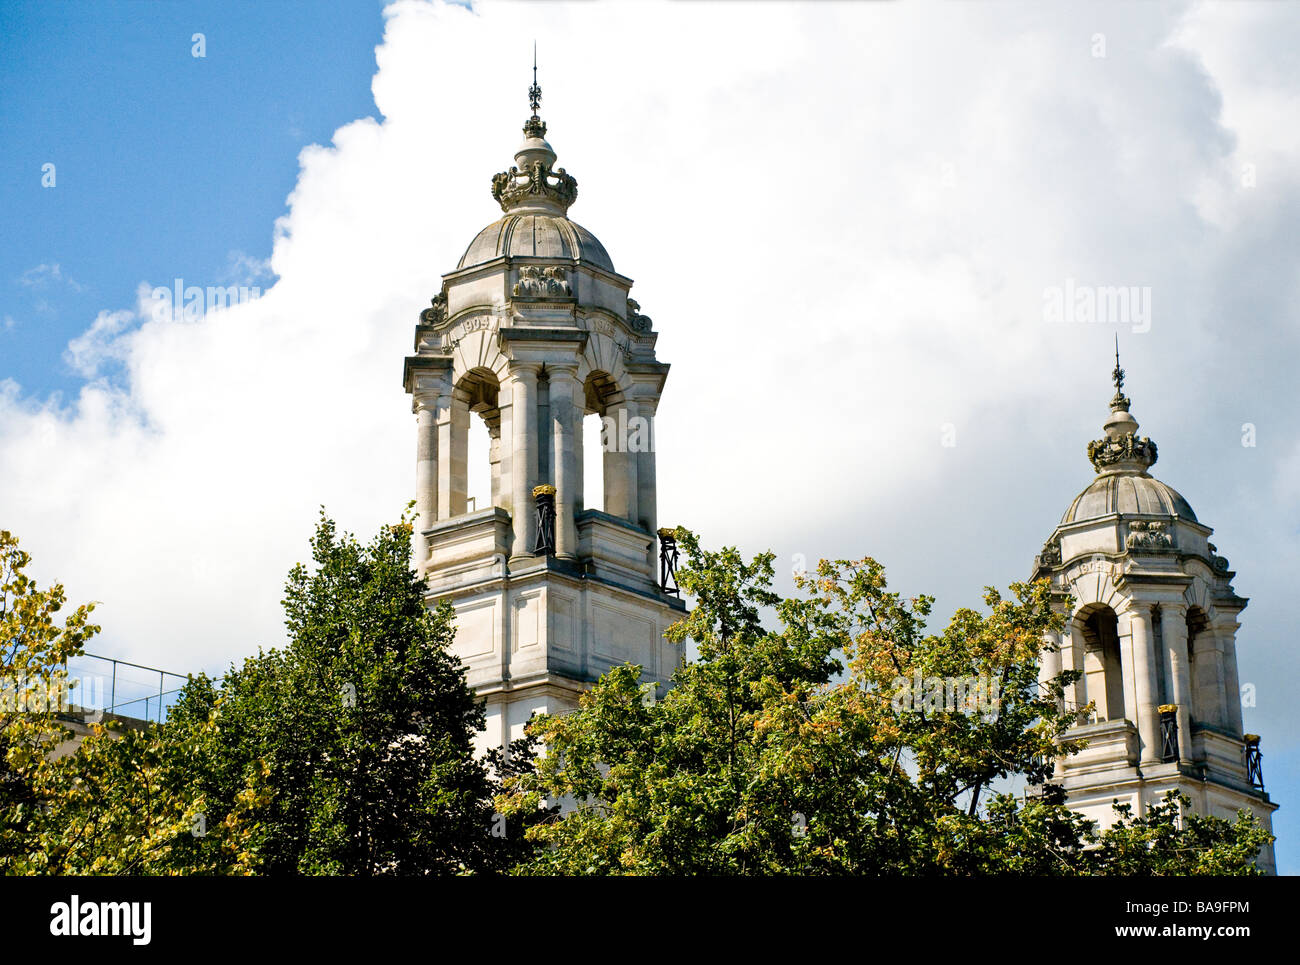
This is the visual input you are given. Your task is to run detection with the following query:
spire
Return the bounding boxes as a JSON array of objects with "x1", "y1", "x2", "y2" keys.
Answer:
[
  {"x1": 524, "y1": 43, "x2": 546, "y2": 140},
  {"x1": 1087, "y1": 340, "x2": 1158, "y2": 474},
  {"x1": 489, "y1": 49, "x2": 578, "y2": 216},
  {"x1": 1110, "y1": 334, "x2": 1130, "y2": 410}
]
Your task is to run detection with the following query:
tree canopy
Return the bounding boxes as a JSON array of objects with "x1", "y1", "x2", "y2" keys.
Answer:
[
  {"x1": 498, "y1": 528, "x2": 1272, "y2": 875},
  {"x1": 2, "y1": 522, "x2": 1272, "y2": 875}
]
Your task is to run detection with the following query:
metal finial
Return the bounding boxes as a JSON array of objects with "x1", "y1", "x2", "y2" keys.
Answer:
[
  {"x1": 1112, "y1": 334, "x2": 1125, "y2": 395},
  {"x1": 529, "y1": 43, "x2": 541, "y2": 116}
]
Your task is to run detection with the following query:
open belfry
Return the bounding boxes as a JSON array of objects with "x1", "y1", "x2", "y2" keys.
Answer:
[
  {"x1": 1031, "y1": 348, "x2": 1277, "y2": 872},
  {"x1": 403, "y1": 66, "x2": 685, "y2": 755}
]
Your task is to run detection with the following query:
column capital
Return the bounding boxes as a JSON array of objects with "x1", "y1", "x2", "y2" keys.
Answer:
[
  {"x1": 1123, "y1": 600, "x2": 1154, "y2": 618},
  {"x1": 508, "y1": 359, "x2": 544, "y2": 377},
  {"x1": 545, "y1": 359, "x2": 581, "y2": 378},
  {"x1": 1160, "y1": 601, "x2": 1189, "y2": 619},
  {"x1": 412, "y1": 387, "x2": 449, "y2": 413}
]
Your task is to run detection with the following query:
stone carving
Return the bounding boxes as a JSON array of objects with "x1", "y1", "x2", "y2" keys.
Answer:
[
  {"x1": 1039, "y1": 539, "x2": 1062, "y2": 567},
  {"x1": 1207, "y1": 545, "x2": 1231, "y2": 572},
  {"x1": 513, "y1": 266, "x2": 571, "y2": 298},
  {"x1": 491, "y1": 161, "x2": 578, "y2": 214},
  {"x1": 1087, "y1": 432, "x2": 1158, "y2": 473},
  {"x1": 440, "y1": 314, "x2": 499, "y2": 353},
  {"x1": 1126, "y1": 520, "x2": 1175, "y2": 551},
  {"x1": 420, "y1": 292, "x2": 447, "y2": 326},
  {"x1": 626, "y1": 298, "x2": 653, "y2": 333}
]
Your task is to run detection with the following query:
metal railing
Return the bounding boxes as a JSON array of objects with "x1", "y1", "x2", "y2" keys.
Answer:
[{"x1": 60, "y1": 652, "x2": 190, "y2": 724}]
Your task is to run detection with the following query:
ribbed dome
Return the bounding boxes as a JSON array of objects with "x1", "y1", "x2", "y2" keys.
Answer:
[
  {"x1": 457, "y1": 214, "x2": 613, "y2": 272},
  {"x1": 1061, "y1": 473, "x2": 1197, "y2": 525}
]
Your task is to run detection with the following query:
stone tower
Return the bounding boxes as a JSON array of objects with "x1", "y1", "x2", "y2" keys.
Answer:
[
  {"x1": 1031, "y1": 349, "x2": 1276, "y2": 872},
  {"x1": 402, "y1": 74, "x2": 685, "y2": 756}
]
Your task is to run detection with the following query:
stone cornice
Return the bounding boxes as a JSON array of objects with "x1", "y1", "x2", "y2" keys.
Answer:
[
  {"x1": 402, "y1": 355, "x2": 453, "y2": 394},
  {"x1": 441, "y1": 254, "x2": 633, "y2": 289}
]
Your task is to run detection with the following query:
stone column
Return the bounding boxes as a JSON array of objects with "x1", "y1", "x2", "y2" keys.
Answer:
[
  {"x1": 1038, "y1": 628, "x2": 1064, "y2": 712},
  {"x1": 436, "y1": 389, "x2": 468, "y2": 519},
  {"x1": 1161, "y1": 603, "x2": 1193, "y2": 760},
  {"x1": 413, "y1": 391, "x2": 440, "y2": 561},
  {"x1": 508, "y1": 362, "x2": 541, "y2": 560},
  {"x1": 549, "y1": 363, "x2": 580, "y2": 559},
  {"x1": 634, "y1": 399, "x2": 658, "y2": 571},
  {"x1": 489, "y1": 428, "x2": 502, "y2": 508},
  {"x1": 1215, "y1": 617, "x2": 1245, "y2": 738},
  {"x1": 1193, "y1": 626, "x2": 1227, "y2": 730},
  {"x1": 1067, "y1": 617, "x2": 1087, "y2": 720},
  {"x1": 603, "y1": 402, "x2": 639, "y2": 524},
  {"x1": 1127, "y1": 602, "x2": 1162, "y2": 765}
]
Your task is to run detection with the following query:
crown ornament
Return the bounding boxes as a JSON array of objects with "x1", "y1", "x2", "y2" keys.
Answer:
[
  {"x1": 1087, "y1": 340, "x2": 1158, "y2": 473},
  {"x1": 490, "y1": 50, "x2": 579, "y2": 215},
  {"x1": 491, "y1": 161, "x2": 578, "y2": 215}
]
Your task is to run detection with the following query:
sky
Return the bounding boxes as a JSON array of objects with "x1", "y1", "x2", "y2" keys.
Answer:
[{"x1": 1, "y1": 0, "x2": 1297, "y2": 871}]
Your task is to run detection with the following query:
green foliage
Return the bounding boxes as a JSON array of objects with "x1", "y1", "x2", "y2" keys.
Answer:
[
  {"x1": 1, "y1": 515, "x2": 545, "y2": 875},
  {"x1": 0, "y1": 528, "x2": 256, "y2": 873},
  {"x1": 162, "y1": 509, "x2": 539, "y2": 874},
  {"x1": 500, "y1": 528, "x2": 1272, "y2": 876}
]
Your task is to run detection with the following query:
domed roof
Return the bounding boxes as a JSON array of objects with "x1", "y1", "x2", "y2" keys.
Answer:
[
  {"x1": 1061, "y1": 473, "x2": 1197, "y2": 525},
  {"x1": 1057, "y1": 347, "x2": 1197, "y2": 526},
  {"x1": 456, "y1": 76, "x2": 615, "y2": 275},
  {"x1": 458, "y1": 214, "x2": 614, "y2": 272}
]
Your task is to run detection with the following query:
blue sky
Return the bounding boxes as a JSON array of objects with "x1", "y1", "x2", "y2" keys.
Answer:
[
  {"x1": 1, "y1": 0, "x2": 1296, "y2": 873},
  {"x1": 0, "y1": 0, "x2": 385, "y2": 395}
]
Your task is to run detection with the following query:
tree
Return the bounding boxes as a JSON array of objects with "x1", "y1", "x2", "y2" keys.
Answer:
[
  {"x1": 0, "y1": 529, "x2": 258, "y2": 874},
  {"x1": 164, "y1": 510, "x2": 540, "y2": 875},
  {"x1": 499, "y1": 528, "x2": 1271, "y2": 875}
]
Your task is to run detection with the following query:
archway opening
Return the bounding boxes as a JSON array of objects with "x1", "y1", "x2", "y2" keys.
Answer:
[
  {"x1": 582, "y1": 412, "x2": 604, "y2": 511},
  {"x1": 1186, "y1": 606, "x2": 1211, "y2": 725},
  {"x1": 1079, "y1": 606, "x2": 1124, "y2": 722},
  {"x1": 456, "y1": 366, "x2": 500, "y2": 516},
  {"x1": 581, "y1": 370, "x2": 621, "y2": 515}
]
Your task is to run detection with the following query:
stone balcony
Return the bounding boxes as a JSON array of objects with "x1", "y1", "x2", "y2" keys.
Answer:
[
  {"x1": 1059, "y1": 718, "x2": 1140, "y2": 777},
  {"x1": 422, "y1": 506, "x2": 510, "y2": 594},
  {"x1": 576, "y1": 509, "x2": 655, "y2": 591}
]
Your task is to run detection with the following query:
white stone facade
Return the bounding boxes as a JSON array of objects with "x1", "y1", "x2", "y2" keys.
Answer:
[
  {"x1": 403, "y1": 90, "x2": 685, "y2": 756},
  {"x1": 1032, "y1": 355, "x2": 1277, "y2": 872}
]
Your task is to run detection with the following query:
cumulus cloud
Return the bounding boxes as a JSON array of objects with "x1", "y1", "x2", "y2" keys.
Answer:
[
  {"x1": 1, "y1": 0, "x2": 1297, "y2": 773},
  {"x1": 63, "y1": 307, "x2": 136, "y2": 378}
]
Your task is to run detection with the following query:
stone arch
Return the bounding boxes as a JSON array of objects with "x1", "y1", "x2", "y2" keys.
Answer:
[
  {"x1": 450, "y1": 329, "x2": 507, "y2": 388},
  {"x1": 577, "y1": 330, "x2": 630, "y2": 392},
  {"x1": 1074, "y1": 602, "x2": 1125, "y2": 723}
]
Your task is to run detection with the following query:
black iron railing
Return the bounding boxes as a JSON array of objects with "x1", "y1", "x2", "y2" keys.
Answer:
[
  {"x1": 1159, "y1": 703, "x2": 1179, "y2": 763},
  {"x1": 532, "y1": 485, "x2": 556, "y2": 556},
  {"x1": 658, "y1": 527, "x2": 680, "y2": 596},
  {"x1": 1245, "y1": 734, "x2": 1264, "y2": 790}
]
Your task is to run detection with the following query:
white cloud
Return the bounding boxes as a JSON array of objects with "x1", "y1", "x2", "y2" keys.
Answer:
[
  {"x1": 20, "y1": 262, "x2": 84, "y2": 292},
  {"x1": 1, "y1": 0, "x2": 1297, "y2": 765},
  {"x1": 63, "y1": 307, "x2": 136, "y2": 378}
]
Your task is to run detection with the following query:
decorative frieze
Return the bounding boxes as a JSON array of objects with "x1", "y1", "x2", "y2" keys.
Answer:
[
  {"x1": 513, "y1": 265, "x2": 571, "y2": 299},
  {"x1": 1125, "y1": 519, "x2": 1175, "y2": 552}
]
